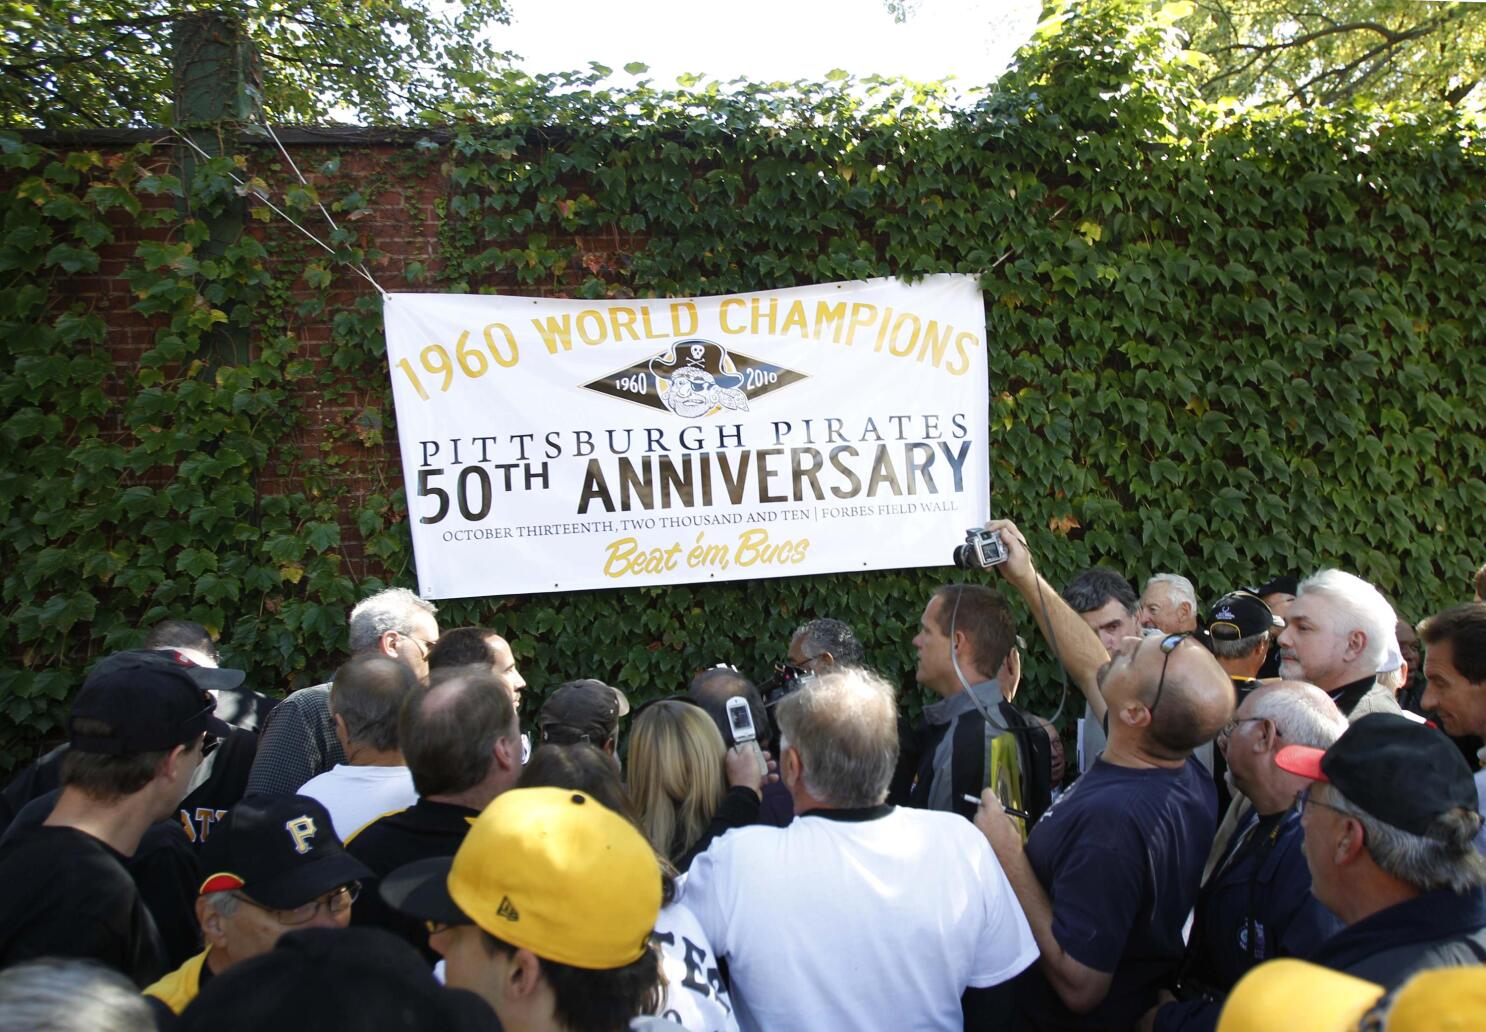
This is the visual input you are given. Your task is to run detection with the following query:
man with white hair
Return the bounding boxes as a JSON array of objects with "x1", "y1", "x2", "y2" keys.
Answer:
[
  {"x1": 1144, "y1": 682, "x2": 1347, "y2": 1031},
  {"x1": 1274, "y1": 570, "x2": 1402, "y2": 721},
  {"x1": 1139, "y1": 574, "x2": 1200, "y2": 635},
  {"x1": 682, "y1": 667, "x2": 1037, "y2": 1031},
  {"x1": 247, "y1": 588, "x2": 439, "y2": 796}
]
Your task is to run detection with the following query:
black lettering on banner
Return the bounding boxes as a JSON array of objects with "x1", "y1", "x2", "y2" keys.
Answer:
[
  {"x1": 457, "y1": 465, "x2": 493, "y2": 521},
  {"x1": 418, "y1": 468, "x2": 449, "y2": 524}
]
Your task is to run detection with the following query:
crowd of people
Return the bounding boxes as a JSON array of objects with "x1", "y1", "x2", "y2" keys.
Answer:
[{"x1": 1, "y1": 518, "x2": 1484, "y2": 1031}]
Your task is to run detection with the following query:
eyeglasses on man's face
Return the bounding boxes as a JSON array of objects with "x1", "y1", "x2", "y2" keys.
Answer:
[{"x1": 235, "y1": 881, "x2": 361, "y2": 926}]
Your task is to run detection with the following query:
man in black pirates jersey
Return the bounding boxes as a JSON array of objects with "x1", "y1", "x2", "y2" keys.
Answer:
[
  {"x1": 0, "y1": 653, "x2": 229, "y2": 986},
  {"x1": 144, "y1": 794, "x2": 370, "y2": 1013},
  {"x1": 1204, "y1": 590, "x2": 1286, "y2": 813},
  {"x1": 347, "y1": 669, "x2": 523, "y2": 962}
]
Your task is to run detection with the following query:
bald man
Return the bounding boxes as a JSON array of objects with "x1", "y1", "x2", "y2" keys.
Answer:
[{"x1": 973, "y1": 519, "x2": 1235, "y2": 1030}]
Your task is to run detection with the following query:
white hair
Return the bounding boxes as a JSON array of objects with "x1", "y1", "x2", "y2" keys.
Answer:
[
  {"x1": 1145, "y1": 573, "x2": 1197, "y2": 610},
  {"x1": 0, "y1": 959, "x2": 156, "y2": 1032},
  {"x1": 1247, "y1": 682, "x2": 1348, "y2": 749},
  {"x1": 776, "y1": 667, "x2": 899, "y2": 808},
  {"x1": 1296, "y1": 569, "x2": 1398, "y2": 673},
  {"x1": 347, "y1": 587, "x2": 437, "y2": 654}
]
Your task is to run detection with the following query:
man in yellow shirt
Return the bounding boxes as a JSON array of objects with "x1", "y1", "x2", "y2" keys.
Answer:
[{"x1": 145, "y1": 794, "x2": 370, "y2": 1013}]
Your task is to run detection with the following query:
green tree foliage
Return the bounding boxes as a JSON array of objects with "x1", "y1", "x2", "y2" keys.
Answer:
[
  {"x1": 0, "y1": 0, "x2": 511, "y2": 128},
  {"x1": 1, "y1": 0, "x2": 1482, "y2": 772},
  {"x1": 1180, "y1": 0, "x2": 1486, "y2": 109}
]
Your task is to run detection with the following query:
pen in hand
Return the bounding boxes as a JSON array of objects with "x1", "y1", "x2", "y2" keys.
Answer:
[{"x1": 965, "y1": 794, "x2": 1029, "y2": 820}]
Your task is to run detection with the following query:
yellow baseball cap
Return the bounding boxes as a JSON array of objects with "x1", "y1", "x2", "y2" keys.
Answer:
[
  {"x1": 446, "y1": 787, "x2": 660, "y2": 970},
  {"x1": 1387, "y1": 967, "x2": 1486, "y2": 1030},
  {"x1": 1218, "y1": 960, "x2": 1383, "y2": 1032}
]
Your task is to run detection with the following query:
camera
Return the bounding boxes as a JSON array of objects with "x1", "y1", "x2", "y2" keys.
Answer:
[{"x1": 952, "y1": 527, "x2": 1008, "y2": 570}]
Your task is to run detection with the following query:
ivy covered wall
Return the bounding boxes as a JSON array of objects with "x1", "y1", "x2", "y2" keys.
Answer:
[{"x1": 2, "y1": 3, "x2": 1482, "y2": 771}]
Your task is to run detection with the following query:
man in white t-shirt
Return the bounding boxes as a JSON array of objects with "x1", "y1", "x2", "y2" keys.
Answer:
[
  {"x1": 682, "y1": 666, "x2": 1037, "y2": 1032},
  {"x1": 300, "y1": 655, "x2": 418, "y2": 839}
]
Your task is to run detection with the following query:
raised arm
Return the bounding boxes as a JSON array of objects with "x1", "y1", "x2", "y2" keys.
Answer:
[{"x1": 983, "y1": 519, "x2": 1109, "y2": 722}]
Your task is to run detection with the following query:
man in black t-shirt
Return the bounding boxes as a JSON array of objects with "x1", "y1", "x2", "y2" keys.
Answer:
[
  {"x1": 347, "y1": 669, "x2": 522, "y2": 962},
  {"x1": 0, "y1": 652, "x2": 229, "y2": 986},
  {"x1": 971, "y1": 519, "x2": 1235, "y2": 1030}
]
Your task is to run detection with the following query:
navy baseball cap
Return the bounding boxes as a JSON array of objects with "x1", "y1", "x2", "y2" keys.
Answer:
[
  {"x1": 1206, "y1": 591, "x2": 1285, "y2": 641},
  {"x1": 1276, "y1": 714, "x2": 1479, "y2": 836},
  {"x1": 199, "y1": 795, "x2": 371, "y2": 909},
  {"x1": 70, "y1": 651, "x2": 230, "y2": 754}
]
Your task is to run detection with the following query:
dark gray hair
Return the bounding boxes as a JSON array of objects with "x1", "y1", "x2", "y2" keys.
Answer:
[
  {"x1": 792, "y1": 618, "x2": 864, "y2": 666},
  {"x1": 1062, "y1": 568, "x2": 1137, "y2": 615},
  {"x1": 775, "y1": 667, "x2": 898, "y2": 808},
  {"x1": 330, "y1": 655, "x2": 416, "y2": 752},
  {"x1": 0, "y1": 958, "x2": 157, "y2": 1032},
  {"x1": 1327, "y1": 786, "x2": 1486, "y2": 894},
  {"x1": 347, "y1": 587, "x2": 437, "y2": 654},
  {"x1": 401, "y1": 670, "x2": 517, "y2": 796}
]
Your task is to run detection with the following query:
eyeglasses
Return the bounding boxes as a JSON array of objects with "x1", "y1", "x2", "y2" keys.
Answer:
[
  {"x1": 234, "y1": 882, "x2": 360, "y2": 925},
  {"x1": 1296, "y1": 786, "x2": 1348, "y2": 819},
  {"x1": 402, "y1": 634, "x2": 435, "y2": 660},
  {"x1": 1216, "y1": 716, "x2": 1273, "y2": 746},
  {"x1": 1148, "y1": 633, "x2": 1190, "y2": 716}
]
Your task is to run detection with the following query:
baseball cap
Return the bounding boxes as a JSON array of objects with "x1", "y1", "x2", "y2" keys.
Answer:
[
  {"x1": 70, "y1": 651, "x2": 231, "y2": 754},
  {"x1": 177, "y1": 927, "x2": 495, "y2": 1032},
  {"x1": 198, "y1": 794, "x2": 371, "y2": 909},
  {"x1": 1217, "y1": 959, "x2": 1382, "y2": 1032},
  {"x1": 383, "y1": 787, "x2": 660, "y2": 969},
  {"x1": 537, "y1": 679, "x2": 630, "y2": 745},
  {"x1": 1256, "y1": 575, "x2": 1299, "y2": 598},
  {"x1": 93, "y1": 646, "x2": 247, "y2": 693},
  {"x1": 1275, "y1": 713, "x2": 1479, "y2": 836},
  {"x1": 1206, "y1": 591, "x2": 1285, "y2": 641}
]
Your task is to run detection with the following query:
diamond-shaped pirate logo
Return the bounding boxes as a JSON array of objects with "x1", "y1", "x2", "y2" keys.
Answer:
[{"x1": 580, "y1": 338, "x2": 807, "y2": 419}]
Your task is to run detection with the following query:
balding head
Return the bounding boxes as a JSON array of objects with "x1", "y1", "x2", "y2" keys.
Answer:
[
  {"x1": 1223, "y1": 680, "x2": 1346, "y2": 813},
  {"x1": 400, "y1": 671, "x2": 520, "y2": 805},
  {"x1": 330, "y1": 655, "x2": 417, "y2": 754},
  {"x1": 1097, "y1": 633, "x2": 1233, "y2": 760}
]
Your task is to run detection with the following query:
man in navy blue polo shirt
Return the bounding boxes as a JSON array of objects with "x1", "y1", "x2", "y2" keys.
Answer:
[
  {"x1": 1276, "y1": 713, "x2": 1486, "y2": 986},
  {"x1": 974, "y1": 519, "x2": 1235, "y2": 1030}
]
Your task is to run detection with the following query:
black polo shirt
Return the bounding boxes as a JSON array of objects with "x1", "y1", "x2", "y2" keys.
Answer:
[
  {"x1": 346, "y1": 798, "x2": 479, "y2": 964},
  {"x1": 0, "y1": 824, "x2": 169, "y2": 986}
]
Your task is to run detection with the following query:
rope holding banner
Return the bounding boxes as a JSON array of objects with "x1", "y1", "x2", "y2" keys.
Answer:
[{"x1": 169, "y1": 126, "x2": 390, "y2": 298}]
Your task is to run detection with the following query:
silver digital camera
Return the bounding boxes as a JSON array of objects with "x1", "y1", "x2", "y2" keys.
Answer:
[{"x1": 952, "y1": 527, "x2": 1008, "y2": 570}]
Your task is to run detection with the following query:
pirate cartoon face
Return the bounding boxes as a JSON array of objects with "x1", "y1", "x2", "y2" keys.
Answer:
[{"x1": 649, "y1": 339, "x2": 750, "y2": 419}]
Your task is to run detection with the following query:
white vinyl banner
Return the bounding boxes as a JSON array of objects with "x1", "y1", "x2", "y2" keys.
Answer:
[{"x1": 382, "y1": 275, "x2": 989, "y2": 599}]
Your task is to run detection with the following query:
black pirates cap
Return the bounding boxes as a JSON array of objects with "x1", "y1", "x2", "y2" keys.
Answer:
[{"x1": 198, "y1": 794, "x2": 371, "y2": 909}]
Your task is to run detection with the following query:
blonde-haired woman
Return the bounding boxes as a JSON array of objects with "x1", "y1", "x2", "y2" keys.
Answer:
[{"x1": 628, "y1": 699, "x2": 764, "y2": 871}]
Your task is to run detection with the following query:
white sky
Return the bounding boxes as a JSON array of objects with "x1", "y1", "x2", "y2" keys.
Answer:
[{"x1": 497, "y1": 0, "x2": 1043, "y2": 88}]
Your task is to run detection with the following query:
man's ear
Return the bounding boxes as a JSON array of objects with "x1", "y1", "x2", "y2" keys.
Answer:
[
  {"x1": 378, "y1": 629, "x2": 400, "y2": 661},
  {"x1": 1344, "y1": 629, "x2": 1368, "y2": 664},
  {"x1": 493, "y1": 733, "x2": 518, "y2": 771},
  {"x1": 781, "y1": 744, "x2": 802, "y2": 788},
  {"x1": 1121, "y1": 701, "x2": 1152, "y2": 729},
  {"x1": 1335, "y1": 817, "x2": 1367, "y2": 867},
  {"x1": 332, "y1": 713, "x2": 349, "y2": 749},
  {"x1": 159, "y1": 742, "x2": 192, "y2": 782},
  {"x1": 197, "y1": 897, "x2": 228, "y2": 949},
  {"x1": 506, "y1": 948, "x2": 544, "y2": 1001}
]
